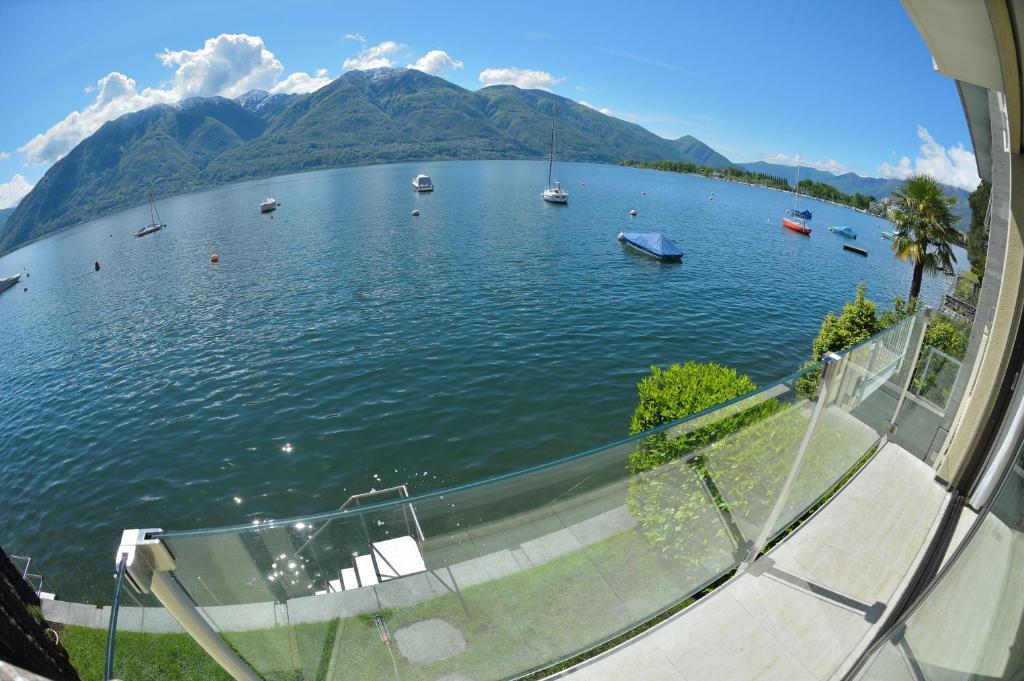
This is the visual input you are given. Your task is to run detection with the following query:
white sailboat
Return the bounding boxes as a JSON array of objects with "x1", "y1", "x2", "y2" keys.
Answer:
[
  {"x1": 260, "y1": 178, "x2": 279, "y2": 213},
  {"x1": 541, "y1": 100, "x2": 568, "y2": 204},
  {"x1": 135, "y1": 190, "x2": 165, "y2": 237}
]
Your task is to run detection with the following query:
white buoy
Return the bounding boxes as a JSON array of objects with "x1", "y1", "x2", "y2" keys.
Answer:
[
  {"x1": 629, "y1": 209, "x2": 637, "y2": 216},
  {"x1": 412, "y1": 209, "x2": 420, "y2": 216}
]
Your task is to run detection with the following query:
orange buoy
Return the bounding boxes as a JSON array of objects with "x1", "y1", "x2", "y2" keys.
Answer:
[{"x1": 210, "y1": 254, "x2": 220, "y2": 263}]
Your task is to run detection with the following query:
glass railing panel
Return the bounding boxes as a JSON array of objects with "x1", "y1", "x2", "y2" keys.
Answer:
[
  {"x1": 855, "y1": 456, "x2": 1024, "y2": 680},
  {"x1": 696, "y1": 367, "x2": 814, "y2": 555},
  {"x1": 153, "y1": 367, "x2": 827, "y2": 680},
  {"x1": 139, "y1": 315, "x2": 936, "y2": 681},
  {"x1": 910, "y1": 345, "x2": 962, "y2": 411},
  {"x1": 762, "y1": 314, "x2": 925, "y2": 538}
]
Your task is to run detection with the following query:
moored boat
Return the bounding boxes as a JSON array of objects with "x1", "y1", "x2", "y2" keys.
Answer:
[
  {"x1": 412, "y1": 174, "x2": 434, "y2": 192},
  {"x1": 829, "y1": 225, "x2": 857, "y2": 239},
  {"x1": 541, "y1": 100, "x2": 569, "y2": 204},
  {"x1": 0, "y1": 273, "x2": 20, "y2": 294},
  {"x1": 260, "y1": 197, "x2": 278, "y2": 213},
  {"x1": 844, "y1": 244, "x2": 869, "y2": 257},
  {"x1": 135, "y1": 190, "x2": 166, "y2": 237},
  {"x1": 782, "y1": 217, "x2": 812, "y2": 235},
  {"x1": 617, "y1": 231, "x2": 683, "y2": 262},
  {"x1": 788, "y1": 208, "x2": 813, "y2": 220},
  {"x1": 881, "y1": 230, "x2": 896, "y2": 240}
]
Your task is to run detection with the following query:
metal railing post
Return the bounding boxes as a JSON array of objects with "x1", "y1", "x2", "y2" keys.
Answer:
[
  {"x1": 115, "y1": 530, "x2": 261, "y2": 681},
  {"x1": 739, "y1": 352, "x2": 842, "y2": 570}
]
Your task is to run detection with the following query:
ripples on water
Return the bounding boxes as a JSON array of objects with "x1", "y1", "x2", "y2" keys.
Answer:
[{"x1": 0, "y1": 160, "x2": 956, "y2": 600}]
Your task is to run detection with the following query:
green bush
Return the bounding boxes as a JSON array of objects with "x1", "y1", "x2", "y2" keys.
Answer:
[
  {"x1": 923, "y1": 314, "x2": 970, "y2": 360},
  {"x1": 625, "y1": 362, "x2": 786, "y2": 566},
  {"x1": 797, "y1": 285, "x2": 916, "y2": 399}
]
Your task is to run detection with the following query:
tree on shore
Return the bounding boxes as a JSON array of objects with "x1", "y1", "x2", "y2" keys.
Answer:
[
  {"x1": 888, "y1": 175, "x2": 961, "y2": 300},
  {"x1": 967, "y1": 180, "x2": 991, "y2": 279}
]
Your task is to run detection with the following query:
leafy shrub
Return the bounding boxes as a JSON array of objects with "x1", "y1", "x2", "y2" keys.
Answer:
[
  {"x1": 923, "y1": 314, "x2": 970, "y2": 360},
  {"x1": 625, "y1": 362, "x2": 789, "y2": 566},
  {"x1": 797, "y1": 285, "x2": 916, "y2": 399}
]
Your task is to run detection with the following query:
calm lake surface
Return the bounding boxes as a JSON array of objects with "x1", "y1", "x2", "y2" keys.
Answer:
[{"x1": 0, "y1": 160, "x2": 956, "y2": 600}]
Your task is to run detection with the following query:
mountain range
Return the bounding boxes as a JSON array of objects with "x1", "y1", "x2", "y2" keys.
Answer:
[
  {"x1": 0, "y1": 67, "x2": 971, "y2": 253},
  {"x1": 738, "y1": 161, "x2": 971, "y2": 222}
]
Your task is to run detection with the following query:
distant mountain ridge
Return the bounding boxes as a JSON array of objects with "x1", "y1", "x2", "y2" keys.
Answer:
[
  {"x1": 738, "y1": 161, "x2": 972, "y2": 223},
  {"x1": 1, "y1": 68, "x2": 720, "y2": 253},
  {"x1": 672, "y1": 135, "x2": 731, "y2": 169},
  {"x1": 1, "y1": 68, "x2": 974, "y2": 253}
]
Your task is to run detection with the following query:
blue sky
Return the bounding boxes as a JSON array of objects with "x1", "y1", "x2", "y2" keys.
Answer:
[{"x1": 0, "y1": 0, "x2": 980, "y2": 207}]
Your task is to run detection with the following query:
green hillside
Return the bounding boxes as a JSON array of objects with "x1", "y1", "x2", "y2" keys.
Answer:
[{"x1": 2, "y1": 68, "x2": 724, "y2": 254}]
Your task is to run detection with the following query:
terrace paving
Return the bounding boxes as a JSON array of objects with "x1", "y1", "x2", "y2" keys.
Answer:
[{"x1": 559, "y1": 442, "x2": 949, "y2": 681}]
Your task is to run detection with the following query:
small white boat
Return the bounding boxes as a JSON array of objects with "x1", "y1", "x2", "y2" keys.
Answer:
[
  {"x1": 0, "y1": 273, "x2": 20, "y2": 294},
  {"x1": 541, "y1": 101, "x2": 569, "y2": 204},
  {"x1": 260, "y1": 197, "x2": 278, "y2": 213},
  {"x1": 135, "y1": 191, "x2": 166, "y2": 237},
  {"x1": 412, "y1": 175, "x2": 434, "y2": 192}
]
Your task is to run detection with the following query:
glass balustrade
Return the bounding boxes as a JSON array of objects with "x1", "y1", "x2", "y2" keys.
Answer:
[
  {"x1": 105, "y1": 313, "x2": 925, "y2": 680},
  {"x1": 854, "y1": 450, "x2": 1024, "y2": 680}
]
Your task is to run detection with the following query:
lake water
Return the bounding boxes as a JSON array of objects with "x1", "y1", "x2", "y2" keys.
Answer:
[{"x1": 0, "y1": 160, "x2": 956, "y2": 601}]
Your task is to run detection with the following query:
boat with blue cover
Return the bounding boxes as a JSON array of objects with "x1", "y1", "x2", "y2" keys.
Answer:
[
  {"x1": 881, "y1": 230, "x2": 896, "y2": 240},
  {"x1": 829, "y1": 225, "x2": 857, "y2": 239},
  {"x1": 617, "y1": 232, "x2": 683, "y2": 262}
]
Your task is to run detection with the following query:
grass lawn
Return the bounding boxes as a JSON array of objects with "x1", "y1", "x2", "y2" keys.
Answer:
[{"x1": 60, "y1": 625, "x2": 232, "y2": 681}]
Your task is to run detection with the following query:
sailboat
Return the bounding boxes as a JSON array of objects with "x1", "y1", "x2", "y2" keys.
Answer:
[
  {"x1": 260, "y1": 178, "x2": 279, "y2": 213},
  {"x1": 135, "y1": 190, "x2": 166, "y2": 237},
  {"x1": 781, "y1": 158, "x2": 812, "y2": 235},
  {"x1": 541, "y1": 100, "x2": 569, "y2": 204}
]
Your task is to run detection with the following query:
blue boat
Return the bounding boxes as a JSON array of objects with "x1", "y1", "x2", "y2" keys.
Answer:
[
  {"x1": 829, "y1": 225, "x2": 857, "y2": 239},
  {"x1": 789, "y1": 208, "x2": 813, "y2": 220},
  {"x1": 618, "y1": 232, "x2": 683, "y2": 262}
]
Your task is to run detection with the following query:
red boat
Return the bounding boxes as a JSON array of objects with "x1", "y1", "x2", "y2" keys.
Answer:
[{"x1": 782, "y1": 217, "x2": 812, "y2": 235}]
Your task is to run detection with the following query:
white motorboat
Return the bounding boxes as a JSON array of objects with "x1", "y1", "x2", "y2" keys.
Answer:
[
  {"x1": 260, "y1": 197, "x2": 278, "y2": 213},
  {"x1": 0, "y1": 273, "x2": 21, "y2": 294},
  {"x1": 541, "y1": 101, "x2": 569, "y2": 204},
  {"x1": 412, "y1": 174, "x2": 434, "y2": 192}
]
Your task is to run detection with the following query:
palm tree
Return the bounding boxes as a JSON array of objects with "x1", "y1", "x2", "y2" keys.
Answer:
[{"x1": 888, "y1": 174, "x2": 961, "y2": 300}]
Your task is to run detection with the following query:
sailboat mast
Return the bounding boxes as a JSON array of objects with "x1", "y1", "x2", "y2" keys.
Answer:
[
  {"x1": 793, "y1": 158, "x2": 800, "y2": 208},
  {"x1": 548, "y1": 100, "x2": 556, "y2": 187}
]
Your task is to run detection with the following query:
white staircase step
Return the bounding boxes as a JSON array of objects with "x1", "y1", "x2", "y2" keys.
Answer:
[
  {"x1": 341, "y1": 567, "x2": 359, "y2": 591},
  {"x1": 327, "y1": 579, "x2": 342, "y2": 593},
  {"x1": 371, "y1": 536, "x2": 426, "y2": 580},
  {"x1": 354, "y1": 553, "x2": 379, "y2": 586}
]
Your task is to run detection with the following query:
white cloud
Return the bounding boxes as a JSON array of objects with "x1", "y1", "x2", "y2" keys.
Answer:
[
  {"x1": 760, "y1": 152, "x2": 851, "y2": 175},
  {"x1": 579, "y1": 101, "x2": 613, "y2": 116},
  {"x1": 877, "y1": 125, "x2": 980, "y2": 191},
  {"x1": 17, "y1": 33, "x2": 339, "y2": 166},
  {"x1": 271, "y1": 68, "x2": 332, "y2": 94},
  {"x1": 574, "y1": 84, "x2": 585, "y2": 92},
  {"x1": 478, "y1": 67, "x2": 563, "y2": 90},
  {"x1": 407, "y1": 50, "x2": 463, "y2": 75},
  {"x1": 0, "y1": 151, "x2": 9, "y2": 160},
  {"x1": 342, "y1": 33, "x2": 366, "y2": 42},
  {"x1": 18, "y1": 72, "x2": 177, "y2": 165},
  {"x1": 158, "y1": 33, "x2": 284, "y2": 99},
  {"x1": 0, "y1": 174, "x2": 34, "y2": 209},
  {"x1": 342, "y1": 41, "x2": 403, "y2": 71}
]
